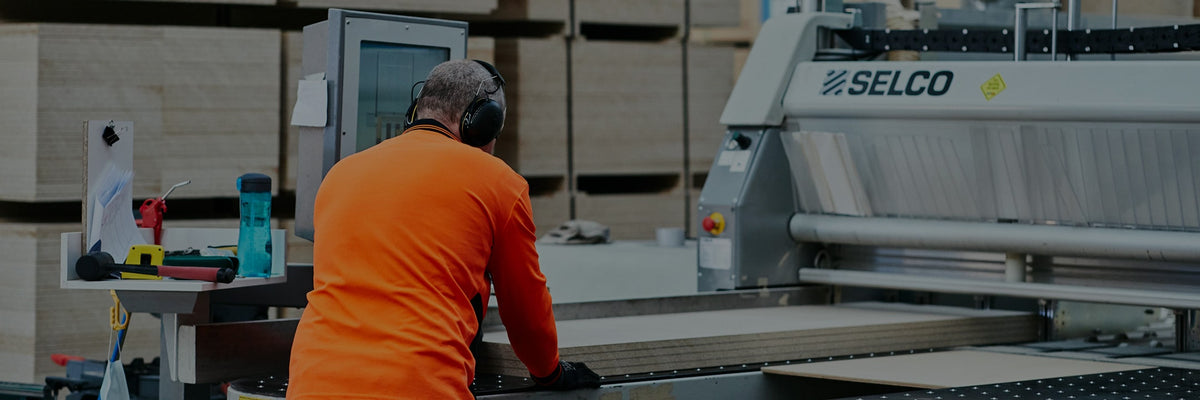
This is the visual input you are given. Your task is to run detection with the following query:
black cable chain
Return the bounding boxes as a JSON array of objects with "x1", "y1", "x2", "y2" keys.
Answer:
[{"x1": 834, "y1": 24, "x2": 1200, "y2": 55}]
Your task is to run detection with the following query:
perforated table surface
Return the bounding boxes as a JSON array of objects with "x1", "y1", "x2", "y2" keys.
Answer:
[{"x1": 840, "y1": 368, "x2": 1200, "y2": 400}]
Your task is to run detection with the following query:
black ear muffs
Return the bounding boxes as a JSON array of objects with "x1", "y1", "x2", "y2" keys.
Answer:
[
  {"x1": 403, "y1": 60, "x2": 506, "y2": 147},
  {"x1": 460, "y1": 60, "x2": 506, "y2": 148},
  {"x1": 460, "y1": 94, "x2": 505, "y2": 147}
]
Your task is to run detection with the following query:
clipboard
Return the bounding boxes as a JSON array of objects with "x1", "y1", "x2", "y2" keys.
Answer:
[{"x1": 82, "y1": 120, "x2": 139, "y2": 260}]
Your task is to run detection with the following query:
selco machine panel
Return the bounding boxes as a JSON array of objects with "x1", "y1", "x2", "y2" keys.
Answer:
[{"x1": 697, "y1": 12, "x2": 1200, "y2": 292}]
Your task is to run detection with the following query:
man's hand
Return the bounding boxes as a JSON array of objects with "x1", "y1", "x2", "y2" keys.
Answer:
[{"x1": 533, "y1": 361, "x2": 601, "y2": 390}]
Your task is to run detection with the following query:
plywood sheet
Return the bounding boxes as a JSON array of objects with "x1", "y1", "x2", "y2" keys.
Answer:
[
  {"x1": 574, "y1": 192, "x2": 686, "y2": 240},
  {"x1": 0, "y1": 223, "x2": 38, "y2": 384},
  {"x1": 32, "y1": 23, "x2": 165, "y2": 201},
  {"x1": 286, "y1": 0, "x2": 496, "y2": 14},
  {"x1": 478, "y1": 302, "x2": 1039, "y2": 377},
  {"x1": 283, "y1": 30, "x2": 303, "y2": 192},
  {"x1": 575, "y1": 0, "x2": 684, "y2": 27},
  {"x1": 487, "y1": 0, "x2": 569, "y2": 22},
  {"x1": 493, "y1": 38, "x2": 568, "y2": 177},
  {"x1": 687, "y1": 0, "x2": 760, "y2": 43},
  {"x1": 690, "y1": 0, "x2": 742, "y2": 27},
  {"x1": 158, "y1": 27, "x2": 281, "y2": 198},
  {"x1": 469, "y1": 36, "x2": 495, "y2": 64},
  {"x1": 117, "y1": 0, "x2": 274, "y2": 4},
  {"x1": 762, "y1": 350, "x2": 1151, "y2": 389},
  {"x1": 687, "y1": 44, "x2": 735, "y2": 174},
  {"x1": 489, "y1": 303, "x2": 1030, "y2": 347},
  {"x1": 0, "y1": 25, "x2": 38, "y2": 203},
  {"x1": 0, "y1": 222, "x2": 160, "y2": 383},
  {"x1": 530, "y1": 190, "x2": 569, "y2": 236},
  {"x1": 0, "y1": 24, "x2": 280, "y2": 202},
  {"x1": 571, "y1": 40, "x2": 683, "y2": 175}
]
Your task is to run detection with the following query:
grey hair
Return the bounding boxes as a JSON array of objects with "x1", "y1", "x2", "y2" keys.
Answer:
[{"x1": 415, "y1": 59, "x2": 506, "y2": 130}]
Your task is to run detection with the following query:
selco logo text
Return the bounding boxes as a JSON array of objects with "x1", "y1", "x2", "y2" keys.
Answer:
[{"x1": 822, "y1": 70, "x2": 954, "y2": 96}]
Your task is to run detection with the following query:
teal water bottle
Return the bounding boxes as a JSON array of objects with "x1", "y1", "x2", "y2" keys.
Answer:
[{"x1": 237, "y1": 173, "x2": 272, "y2": 277}]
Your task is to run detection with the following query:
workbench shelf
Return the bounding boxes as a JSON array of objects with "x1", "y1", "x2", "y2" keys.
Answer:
[
  {"x1": 59, "y1": 228, "x2": 288, "y2": 292},
  {"x1": 60, "y1": 275, "x2": 287, "y2": 292}
]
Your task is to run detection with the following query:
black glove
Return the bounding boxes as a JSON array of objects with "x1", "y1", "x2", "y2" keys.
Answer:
[{"x1": 533, "y1": 360, "x2": 601, "y2": 390}]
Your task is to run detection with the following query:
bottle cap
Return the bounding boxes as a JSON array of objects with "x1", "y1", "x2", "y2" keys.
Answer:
[{"x1": 237, "y1": 173, "x2": 272, "y2": 193}]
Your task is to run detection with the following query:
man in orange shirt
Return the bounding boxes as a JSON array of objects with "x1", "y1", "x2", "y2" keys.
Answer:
[{"x1": 288, "y1": 59, "x2": 599, "y2": 399}]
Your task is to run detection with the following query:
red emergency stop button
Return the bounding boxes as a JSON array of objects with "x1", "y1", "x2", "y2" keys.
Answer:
[{"x1": 702, "y1": 212, "x2": 725, "y2": 236}]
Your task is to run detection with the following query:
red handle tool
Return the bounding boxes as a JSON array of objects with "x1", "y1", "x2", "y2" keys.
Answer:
[{"x1": 138, "y1": 180, "x2": 189, "y2": 245}]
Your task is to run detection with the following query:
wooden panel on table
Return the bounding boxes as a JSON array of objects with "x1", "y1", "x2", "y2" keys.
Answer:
[{"x1": 762, "y1": 350, "x2": 1151, "y2": 389}]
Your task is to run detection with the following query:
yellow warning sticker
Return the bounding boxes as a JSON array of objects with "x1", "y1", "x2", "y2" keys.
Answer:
[{"x1": 980, "y1": 74, "x2": 1007, "y2": 101}]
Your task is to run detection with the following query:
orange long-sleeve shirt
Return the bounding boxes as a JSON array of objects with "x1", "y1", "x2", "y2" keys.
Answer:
[{"x1": 288, "y1": 122, "x2": 560, "y2": 399}]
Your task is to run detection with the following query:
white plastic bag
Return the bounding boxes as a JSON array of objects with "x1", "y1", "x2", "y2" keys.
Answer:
[{"x1": 99, "y1": 357, "x2": 131, "y2": 400}]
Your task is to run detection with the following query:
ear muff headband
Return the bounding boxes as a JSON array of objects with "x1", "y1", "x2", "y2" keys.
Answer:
[{"x1": 403, "y1": 80, "x2": 425, "y2": 131}]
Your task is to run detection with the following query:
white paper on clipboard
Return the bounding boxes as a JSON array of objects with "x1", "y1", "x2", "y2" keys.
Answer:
[{"x1": 83, "y1": 121, "x2": 146, "y2": 264}]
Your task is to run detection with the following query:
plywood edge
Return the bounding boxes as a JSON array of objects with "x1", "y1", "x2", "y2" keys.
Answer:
[
  {"x1": 761, "y1": 350, "x2": 1154, "y2": 389},
  {"x1": 763, "y1": 365, "x2": 948, "y2": 389}
]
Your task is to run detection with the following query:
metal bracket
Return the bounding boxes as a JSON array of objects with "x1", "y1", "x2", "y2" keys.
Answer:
[{"x1": 1014, "y1": 2, "x2": 1061, "y2": 61}]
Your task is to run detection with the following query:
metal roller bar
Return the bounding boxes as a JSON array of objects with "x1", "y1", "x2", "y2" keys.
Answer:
[
  {"x1": 789, "y1": 214, "x2": 1200, "y2": 263},
  {"x1": 798, "y1": 268, "x2": 1200, "y2": 309}
]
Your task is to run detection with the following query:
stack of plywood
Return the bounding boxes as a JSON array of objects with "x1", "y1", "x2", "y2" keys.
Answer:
[
  {"x1": 0, "y1": 24, "x2": 281, "y2": 202},
  {"x1": 0, "y1": 223, "x2": 160, "y2": 383},
  {"x1": 690, "y1": 0, "x2": 743, "y2": 27},
  {"x1": 477, "y1": 5, "x2": 572, "y2": 237},
  {"x1": 686, "y1": 44, "x2": 737, "y2": 235},
  {"x1": 484, "y1": 0, "x2": 570, "y2": 24},
  {"x1": 280, "y1": 0, "x2": 497, "y2": 14},
  {"x1": 492, "y1": 38, "x2": 568, "y2": 179},
  {"x1": 574, "y1": 191, "x2": 685, "y2": 239},
  {"x1": 282, "y1": 31, "x2": 304, "y2": 195},
  {"x1": 574, "y1": 0, "x2": 685, "y2": 35},
  {"x1": 571, "y1": 41, "x2": 684, "y2": 176},
  {"x1": 0, "y1": 22, "x2": 279, "y2": 383},
  {"x1": 476, "y1": 302, "x2": 1039, "y2": 377},
  {"x1": 688, "y1": 0, "x2": 760, "y2": 44},
  {"x1": 571, "y1": 40, "x2": 686, "y2": 239},
  {"x1": 115, "y1": 0, "x2": 274, "y2": 3},
  {"x1": 491, "y1": 37, "x2": 571, "y2": 235}
]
